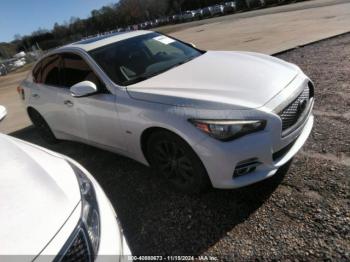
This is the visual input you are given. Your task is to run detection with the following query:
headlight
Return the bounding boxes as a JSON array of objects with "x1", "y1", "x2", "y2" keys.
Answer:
[
  {"x1": 75, "y1": 164, "x2": 100, "y2": 256},
  {"x1": 58, "y1": 162, "x2": 100, "y2": 261},
  {"x1": 189, "y1": 119, "x2": 266, "y2": 141}
]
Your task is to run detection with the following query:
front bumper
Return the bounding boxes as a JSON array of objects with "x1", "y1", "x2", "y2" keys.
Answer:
[{"x1": 193, "y1": 112, "x2": 314, "y2": 189}]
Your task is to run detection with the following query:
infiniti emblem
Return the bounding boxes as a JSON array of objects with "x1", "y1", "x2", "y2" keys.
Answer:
[{"x1": 297, "y1": 99, "x2": 308, "y2": 115}]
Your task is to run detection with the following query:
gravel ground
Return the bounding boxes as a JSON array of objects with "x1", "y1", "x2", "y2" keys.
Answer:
[{"x1": 11, "y1": 34, "x2": 350, "y2": 260}]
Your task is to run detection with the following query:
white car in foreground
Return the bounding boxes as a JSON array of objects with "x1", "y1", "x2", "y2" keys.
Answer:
[
  {"x1": 0, "y1": 105, "x2": 6, "y2": 120},
  {"x1": 19, "y1": 30, "x2": 314, "y2": 193},
  {"x1": 0, "y1": 110, "x2": 130, "y2": 260}
]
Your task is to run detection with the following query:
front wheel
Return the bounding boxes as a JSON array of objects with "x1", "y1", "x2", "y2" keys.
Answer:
[{"x1": 147, "y1": 131, "x2": 211, "y2": 193}]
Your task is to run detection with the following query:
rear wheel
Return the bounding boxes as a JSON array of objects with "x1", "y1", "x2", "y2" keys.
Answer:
[
  {"x1": 147, "y1": 130, "x2": 211, "y2": 193},
  {"x1": 28, "y1": 109, "x2": 58, "y2": 144}
]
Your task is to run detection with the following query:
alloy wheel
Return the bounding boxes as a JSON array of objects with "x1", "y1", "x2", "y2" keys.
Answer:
[{"x1": 153, "y1": 140, "x2": 195, "y2": 188}]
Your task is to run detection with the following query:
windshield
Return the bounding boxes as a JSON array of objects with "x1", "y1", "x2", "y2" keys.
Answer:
[{"x1": 89, "y1": 32, "x2": 203, "y2": 86}]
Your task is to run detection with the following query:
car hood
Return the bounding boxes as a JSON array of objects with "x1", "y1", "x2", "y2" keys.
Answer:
[
  {"x1": 127, "y1": 51, "x2": 299, "y2": 109},
  {"x1": 0, "y1": 135, "x2": 81, "y2": 258}
]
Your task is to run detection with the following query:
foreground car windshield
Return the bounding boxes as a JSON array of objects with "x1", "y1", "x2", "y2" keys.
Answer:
[{"x1": 89, "y1": 32, "x2": 203, "y2": 85}]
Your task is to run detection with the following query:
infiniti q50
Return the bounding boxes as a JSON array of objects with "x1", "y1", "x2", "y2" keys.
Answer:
[{"x1": 19, "y1": 31, "x2": 314, "y2": 193}]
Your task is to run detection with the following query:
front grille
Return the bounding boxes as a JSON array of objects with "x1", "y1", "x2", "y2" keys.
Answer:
[
  {"x1": 61, "y1": 229, "x2": 91, "y2": 262},
  {"x1": 278, "y1": 83, "x2": 313, "y2": 132}
]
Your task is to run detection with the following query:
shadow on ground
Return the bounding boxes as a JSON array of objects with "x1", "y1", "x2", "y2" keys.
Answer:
[{"x1": 10, "y1": 126, "x2": 290, "y2": 255}]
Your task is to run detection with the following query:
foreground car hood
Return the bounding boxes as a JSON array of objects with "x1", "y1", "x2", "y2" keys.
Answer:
[
  {"x1": 0, "y1": 135, "x2": 80, "y2": 258},
  {"x1": 127, "y1": 51, "x2": 299, "y2": 109}
]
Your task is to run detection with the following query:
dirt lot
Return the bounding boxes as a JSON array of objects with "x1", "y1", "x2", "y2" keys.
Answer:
[
  {"x1": 0, "y1": 70, "x2": 31, "y2": 133},
  {"x1": 7, "y1": 33, "x2": 350, "y2": 260}
]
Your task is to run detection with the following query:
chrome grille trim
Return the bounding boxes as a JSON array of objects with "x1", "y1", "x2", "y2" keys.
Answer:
[
  {"x1": 61, "y1": 229, "x2": 91, "y2": 262},
  {"x1": 55, "y1": 225, "x2": 93, "y2": 262},
  {"x1": 278, "y1": 82, "x2": 314, "y2": 137}
]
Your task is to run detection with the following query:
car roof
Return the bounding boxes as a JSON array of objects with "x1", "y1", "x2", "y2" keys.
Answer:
[{"x1": 60, "y1": 30, "x2": 153, "y2": 52}]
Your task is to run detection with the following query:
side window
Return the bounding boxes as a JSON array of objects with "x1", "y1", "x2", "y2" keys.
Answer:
[
  {"x1": 41, "y1": 55, "x2": 61, "y2": 86},
  {"x1": 61, "y1": 53, "x2": 105, "y2": 91},
  {"x1": 32, "y1": 62, "x2": 42, "y2": 83}
]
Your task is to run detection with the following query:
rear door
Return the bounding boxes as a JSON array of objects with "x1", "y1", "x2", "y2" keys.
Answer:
[
  {"x1": 30, "y1": 55, "x2": 71, "y2": 134},
  {"x1": 60, "y1": 52, "x2": 125, "y2": 152},
  {"x1": 48, "y1": 54, "x2": 83, "y2": 139}
]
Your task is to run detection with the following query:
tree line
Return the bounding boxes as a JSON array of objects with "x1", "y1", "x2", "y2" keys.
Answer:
[{"x1": 0, "y1": 0, "x2": 234, "y2": 59}]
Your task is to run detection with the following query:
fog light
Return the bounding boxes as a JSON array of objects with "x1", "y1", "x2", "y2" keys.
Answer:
[{"x1": 233, "y1": 158, "x2": 261, "y2": 178}]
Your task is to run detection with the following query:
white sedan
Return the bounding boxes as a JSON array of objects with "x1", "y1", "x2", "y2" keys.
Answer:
[
  {"x1": 0, "y1": 110, "x2": 131, "y2": 260},
  {"x1": 0, "y1": 105, "x2": 6, "y2": 120},
  {"x1": 19, "y1": 30, "x2": 314, "y2": 193}
]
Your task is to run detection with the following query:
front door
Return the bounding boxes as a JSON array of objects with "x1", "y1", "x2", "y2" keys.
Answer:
[{"x1": 60, "y1": 52, "x2": 125, "y2": 152}]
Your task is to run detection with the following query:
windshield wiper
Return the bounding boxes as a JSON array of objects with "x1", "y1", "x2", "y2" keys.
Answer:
[
  {"x1": 124, "y1": 75, "x2": 150, "y2": 86},
  {"x1": 124, "y1": 55, "x2": 198, "y2": 86}
]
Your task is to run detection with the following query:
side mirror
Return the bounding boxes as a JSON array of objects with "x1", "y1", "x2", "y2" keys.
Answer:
[
  {"x1": 0, "y1": 105, "x2": 7, "y2": 121},
  {"x1": 70, "y1": 81, "x2": 98, "y2": 98}
]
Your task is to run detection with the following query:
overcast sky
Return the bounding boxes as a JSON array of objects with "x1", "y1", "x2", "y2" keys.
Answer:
[{"x1": 0, "y1": 0, "x2": 114, "y2": 42}]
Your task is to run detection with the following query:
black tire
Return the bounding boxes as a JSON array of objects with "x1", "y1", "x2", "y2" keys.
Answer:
[
  {"x1": 146, "y1": 130, "x2": 211, "y2": 193},
  {"x1": 28, "y1": 109, "x2": 59, "y2": 144}
]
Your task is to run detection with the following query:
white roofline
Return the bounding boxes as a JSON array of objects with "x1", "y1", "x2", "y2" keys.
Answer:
[{"x1": 61, "y1": 30, "x2": 153, "y2": 52}]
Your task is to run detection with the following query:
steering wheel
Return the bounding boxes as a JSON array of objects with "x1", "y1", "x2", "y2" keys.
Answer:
[{"x1": 154, "y1": 51, "x2": 168, "y2": 60}]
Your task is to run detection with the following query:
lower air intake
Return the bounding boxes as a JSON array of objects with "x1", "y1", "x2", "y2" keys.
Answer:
[{"x1": 233, "y1": 158, "x2": 261, "y2": 178}]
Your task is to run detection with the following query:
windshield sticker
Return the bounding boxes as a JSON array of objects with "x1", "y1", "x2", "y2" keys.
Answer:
[{"x1": 153, "y1": 35, "x2": 175, "y2": 45}]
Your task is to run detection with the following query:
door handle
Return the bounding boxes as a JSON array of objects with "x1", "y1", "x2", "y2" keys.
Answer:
[
  {"x1": 32, "y1": 94, "x2": 39, "y2": 98},
  {"x1": 64, "y1": 100, "x2": 74, "y2": 107}
]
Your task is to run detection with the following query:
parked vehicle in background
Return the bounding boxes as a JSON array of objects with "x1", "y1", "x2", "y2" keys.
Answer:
[
  {"x1": 200, "y1": 7, "x2": 212, "y2": 18},
  {"x1": 0, "y1": 64, "x2": 8, "y2": 76},
  {"x1": 261, "y1": 0, "x2": 281, "y2": 6},
  {"x1": 235, "y1": 0, "x2": 249, "y2": 11},
  {"x1": 8, "y1": 58, "x2": 26, "y2": 70},
  {"x1": 126, "y1": 25, "x2": 134, "y2": 31},
  {"x1": 154, "y1": 18, "x2": 168, "y2": 26},
  {"x1": 209, "y1": 4, "x2": 226, "y2": 16},
  {"x1": 124, "y1": 0, "x2": 291, "y2": 29},
  {"x1": 183, "y1": 10, "x2": 196, "y2": 21},
  {"x1": 159, "y1": 17, "x2": 170, "y2": 25},
  {"x1": 246, "y1": 0, "x2": 265, "y2": 9},
  {"x1": 150, "y1": 20, "x2": 158, "y2": 27},
  {"x1": 224, "y1": 1, "x2": 237, "y2": 13},
  {"x1": 19, "y1": 31, "x2": 314, "y2": 193},
  {"x1": 13, "y1": 51, "x2": 26, "y2": 59},
  {"x1": 171, "y1": 14, "x2": 183, "y2": 23},
  {"x1": 140, "y1": 22, "x2": 149, "y2": 29},
  {"x1": 0, "y1": 109, "x2": 131, "y2": 260},
  {"x1": 279, "y1": 0, "x2": 294, "y2": 5},
  {"x1": 192, "y1": 9, "x2": 203, "y2": 19}
]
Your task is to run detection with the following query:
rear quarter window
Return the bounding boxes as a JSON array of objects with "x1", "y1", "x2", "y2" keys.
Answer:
[
  {"x1": 41, "y1": 55, "x2": 61, "y2": 86},
  {"x1": 32, "y1": 62, "x2": 42, "y2": 83}
]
